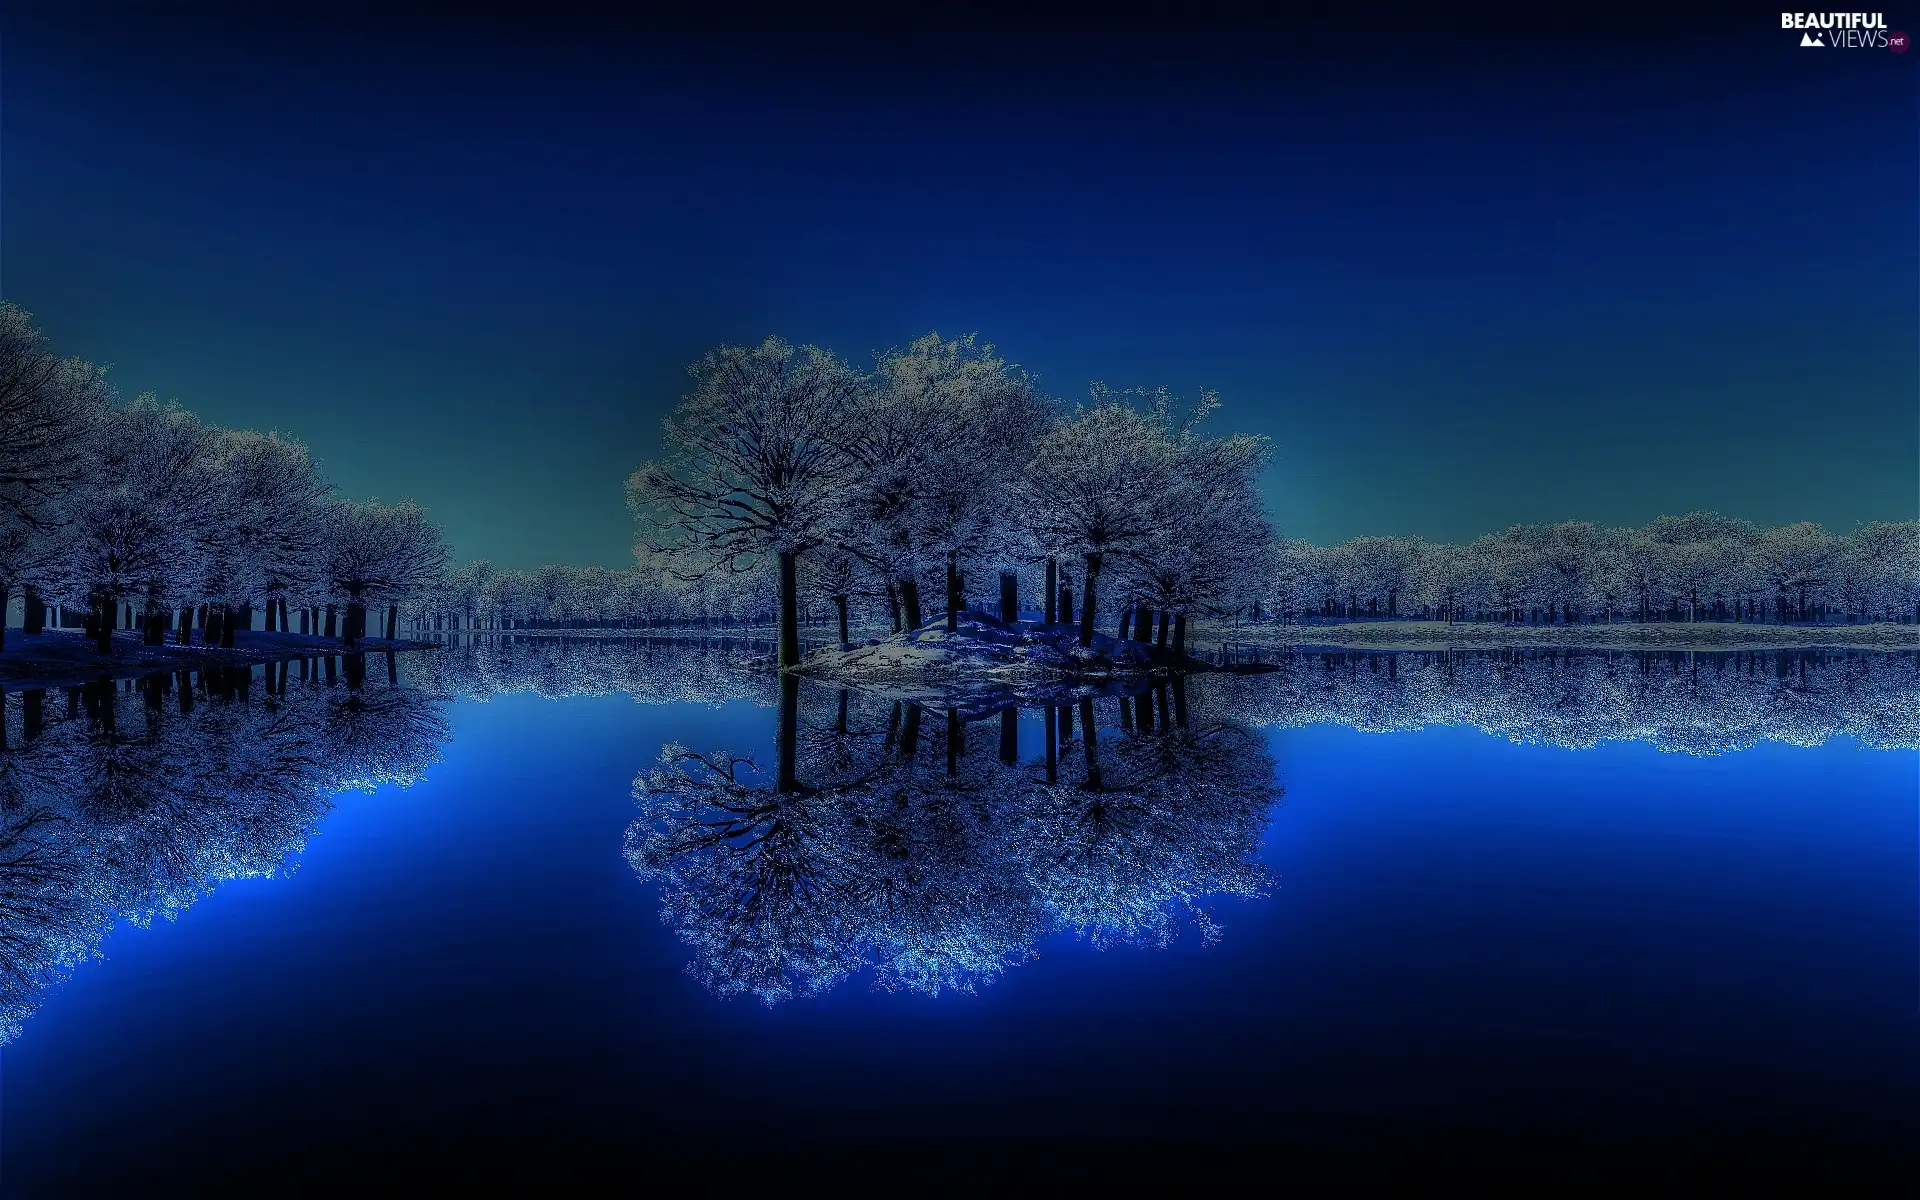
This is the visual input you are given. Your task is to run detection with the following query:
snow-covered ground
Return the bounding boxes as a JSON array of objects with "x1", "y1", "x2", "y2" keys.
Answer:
[{"x1": 795, "y1": 611, "x2": 1180, "y2": 691}]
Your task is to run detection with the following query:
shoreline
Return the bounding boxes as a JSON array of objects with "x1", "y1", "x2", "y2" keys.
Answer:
[
  {"x1": 428, "y1": 619, "x2": 1920, "y2": 654},
  {"x1": 1199, "y1": 620, "x2": 1918, "y2": 653},
  {"x1": 0, "y1": 630, "x2": 439, "y2": 689}
]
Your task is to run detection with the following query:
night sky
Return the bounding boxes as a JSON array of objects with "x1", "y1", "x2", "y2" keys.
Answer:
[{"x1": 3, "y1": 5, "x2": 1914, "y2": 569}]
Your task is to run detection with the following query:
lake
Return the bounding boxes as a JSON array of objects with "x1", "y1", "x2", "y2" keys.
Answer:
[{"x1": 2, "y1": 641, "x2": 1914, "y2": 1189}]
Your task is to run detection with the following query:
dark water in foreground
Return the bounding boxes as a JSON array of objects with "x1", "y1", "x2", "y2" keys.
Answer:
[{"x1": 1, "y1": 644, "x2": 1915, "y2": 1189}]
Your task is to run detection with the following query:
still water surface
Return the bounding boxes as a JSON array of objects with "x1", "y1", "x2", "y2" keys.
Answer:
[{"x1": 2, "y1": 642, "x2": 1914, "y2": 1188}]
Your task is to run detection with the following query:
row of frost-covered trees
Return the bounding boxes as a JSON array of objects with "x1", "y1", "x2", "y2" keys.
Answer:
[
  {"x1": 0, "y1": 303, "x2": 451, "y2": 652},
  {"x1": 405, "y1": 558, "x2": 780, "y2": 634},
  {"x1": 25, "y1": 302, "x2": 1899, "y2": 660},
  {"x1": 1265, "y1": 516, "x2": 1920, "y2": 627},
  {"x1": 423, "y1": 505, "x2": 1920, "y2": 654}
]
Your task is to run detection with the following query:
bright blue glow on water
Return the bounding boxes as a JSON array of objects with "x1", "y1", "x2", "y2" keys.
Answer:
[{"x1": 2, "y1": 650, "x2": 1914, "y2": 1187}]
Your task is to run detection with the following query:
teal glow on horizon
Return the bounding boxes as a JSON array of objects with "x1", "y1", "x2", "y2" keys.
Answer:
[{"x1": 3, "y1": 13, "x2": 1912, "y2": 569}]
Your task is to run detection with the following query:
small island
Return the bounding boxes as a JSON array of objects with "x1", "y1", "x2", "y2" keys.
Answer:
[{"x1": 795, "y1": 610, "x2": 1196, "y2": 687}]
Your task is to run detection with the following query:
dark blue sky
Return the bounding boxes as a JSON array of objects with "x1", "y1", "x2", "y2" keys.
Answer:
[{"x1": 4, "y1": 6, "x2": 1914, "y2": 568}]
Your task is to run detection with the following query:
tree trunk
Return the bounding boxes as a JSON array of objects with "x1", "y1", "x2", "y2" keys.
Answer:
[
  {"x1": 1044, "y1": 558, "x2": 1057, "y2": 625},
  {"x1": 1060, "y1": 585, "x2": 1075, "y2": 628},
  {"x1": 777, "y1": 549, "x2": 800, "y2": 669},
  {"x1": 1173, "y1": 612, "x2": 1187, "y2": 659},
  {"x1": 23, "y1": 589, "x2": 42, "y2": 635},
  {"x1": 899, "y1": 577, "x2": 924, "y2": 632},
  {"x1": 386, "y1": 604, "x2": 399, "y2": 640},
  {"x1": 1044, "y1": 705, "x2": 1057, "y2": 782},
  {"x1": 1157, "y1": 610, "x2": 1170, "y2": 652},
  {"x1": 1078, "y1": 553, "x2": 1101, "y2": 647},
  {"x1": 94, "y1": 595, "x2": 114, "y2": 654},
  {"x1": 22, "y1": 688, "x2": 43, "y2": 740},
  {"x1": 999, "y1": 571, "x2": 1018, "y2": 623},
  {"x1": 999, "y1": 706, "x2": 1017, "y2": 764},
  {"x1": 325, "y1": 604, "x2": 338, "y2": 639},
  {"x1": 760, "y1": 671, "x2": 796, "y2": 788},
  {"x1": 1079, "y1": 696, "x2": 1100, "y2": 788},
  {"x1": 945, "y1": 550, "x2": 960, "y2": 632},
  {"x1": 834, "y1": 594, "x2": 850, "y2": 646},
  {"x1": 899, "y1": 701, "x2": 922, "y2": 757},
  {"x1": 220, "y1": 604, "x2": 238, "y2": 648},
  {"x1": 887, "y1": 585, "x2": 902, "y2": 634},
  {"x1": 1134, "y1": 606, "x2": 1155, "y2": 644}
]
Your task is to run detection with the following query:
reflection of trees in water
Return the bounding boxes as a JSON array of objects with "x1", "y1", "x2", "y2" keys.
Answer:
[
  {"x1": 625, "y1": 648, "x2": 1916, "y2": 1003},
  {"x1": 414, "y1": 638, "x2": 1919, "y2": 756},
  {"x1": 406, "y1": 633, "x2": 778, "y2": 708},
  {"x1": 0, "y1": 654, "x2": 450, "y2": 1042},
  {"x1": 1199, "y1": 648, "x2": 1920, "y2": 754},
  {"x1": 1039, "y1": 684, "x2": 1274, "y2": 948},
  {"x1": 628, "y1": 675, "x2": 1279, "y2": 1004}
]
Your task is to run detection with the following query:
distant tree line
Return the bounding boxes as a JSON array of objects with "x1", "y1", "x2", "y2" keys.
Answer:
[
  {"x1": 1265, "y1": 515, "x2": 1920, "y2": 627},
  {"x1": 0, "y1": 303, "x2": 451, "y2": 653}
]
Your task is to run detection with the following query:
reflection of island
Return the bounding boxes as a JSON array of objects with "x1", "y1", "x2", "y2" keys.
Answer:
[
  {"x1": 0, "y1": 655, "x2": 450, "y2": 1042},
  {"x1": 1199, "y1": 648, "x2": 1920, "y2": 754},
  {"x1": 626, "y1": 675, "x2": 1279, "y2": 1004}
]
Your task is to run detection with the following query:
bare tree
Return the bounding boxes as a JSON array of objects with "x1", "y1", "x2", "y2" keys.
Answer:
[
  {"x1": 64, "y1": 397, "x2": 224, "y2": 653},
  {"x1": 627, "y1": 337, "x2": 862, "y2": 669},
  {"x1": 325, "y1": 500, "x2": 452, "y2": 646},
  {"x1": 0, "y1": 304, "x2": 99, "y2": 527},
  {"x1": 1020, "y1": 390, "x2": 1192, "y2": 646}
]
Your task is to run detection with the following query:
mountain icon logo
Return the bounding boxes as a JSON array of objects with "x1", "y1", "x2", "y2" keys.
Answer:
[{"x1": 1800, "y1": 31, "x2": 1823, "y2": 46}]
